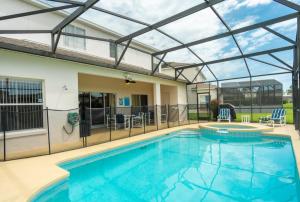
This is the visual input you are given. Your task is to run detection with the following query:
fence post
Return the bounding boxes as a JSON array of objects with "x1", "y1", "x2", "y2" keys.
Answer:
[
  {"x1": 156, "y1": 105, "x2": 158, "y2": 131},
  {"x1": 250, "y1": 77, "x2": 253, "y2": 122},
  {"x1": 143, "y1": 108, "x2": 146, "y2": 134},
  {"x1": 167, "y1": 104, "x2": 170, "y2": 128},
  {"x1": 209, "y1": 82, "x2": 211, "y2": 121},
  {"x1": 187, "y1": 104, "x2": 190, "y2": 125},
  {"x1": 2, "y1": 110, "x2": 6, "y2": 161},
  {"x1": 109, "y1": 106, "x2": 112, "y2": 141},
  {"x1": 46, "y1": 107, "x2": 51, "y2": 154},
  {"x1": 177, "y1": 104, "x2": 180, "y2": 126},
  {"x1": 129, "y1": 106, "x2": 132, "y2": 137}
]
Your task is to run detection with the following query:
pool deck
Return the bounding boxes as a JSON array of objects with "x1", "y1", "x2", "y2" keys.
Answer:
[{"x1": 0, "y1": 123, "x2": 299, "y2": 202}]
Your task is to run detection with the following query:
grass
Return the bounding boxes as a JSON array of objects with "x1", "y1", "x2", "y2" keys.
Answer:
[
  {"x1": 236, "y1": 103, "x2": 293, "y2": 124},
  {"x1": 188, "y1": 103, "x2": 294, "y2": 124}
]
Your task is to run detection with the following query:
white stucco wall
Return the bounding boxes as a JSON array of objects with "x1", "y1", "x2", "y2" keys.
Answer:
[
  {"x1": 0, "y1": 49, "x2": 187, "y2": 107},
  {"x1": 0, "y1": 49, "x2": 187, "y2": 157}
]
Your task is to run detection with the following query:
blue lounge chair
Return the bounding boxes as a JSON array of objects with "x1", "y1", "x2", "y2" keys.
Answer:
[
  {"x1": 217, "y1": 108, "x2": 231, "y2": 122},
  {"x1": 259, "y1": 108, "x2": 286, "y2": 127}
]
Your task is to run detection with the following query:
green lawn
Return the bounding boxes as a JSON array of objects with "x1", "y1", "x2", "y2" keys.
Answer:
[
  {"x1": 236, "y1": 103, "x2": 293, "y2": 124},
  {"x1": 188, "y1": 103, "x2": 294, "y2": 124}
]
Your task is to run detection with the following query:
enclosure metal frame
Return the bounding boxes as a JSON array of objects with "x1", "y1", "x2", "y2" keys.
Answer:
[{"x1": 0, "y1": 0, "x2": 299, "y2": 129}]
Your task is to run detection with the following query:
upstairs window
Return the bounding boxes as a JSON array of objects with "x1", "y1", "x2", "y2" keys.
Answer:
[
  {"x1": 109, "y1": 42, "x2": 125, "y2": 60},
  {"x1": 0, "y1": 77, "x2": 43, "y2": 132},
  {"x1": 63, "y1": 25, "x2": 86, "y2": 50}
]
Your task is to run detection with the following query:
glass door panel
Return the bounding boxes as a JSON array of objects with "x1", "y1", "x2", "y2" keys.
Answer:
[
  {"x1": 79, "y1": 92, "x2": 117, "y2": 128},
  {"x1": 141, "y1": 95, "x2": 148, "y2": 106},
  {"x1": 197, "y1": 93, "x2": 210, "y2": 120},
  {"x1": 104, "y1": 93, "x2": 116, "y2": 107},
  {"x1": 91, "y1": 92, "x2": 104, "y2": 126}
]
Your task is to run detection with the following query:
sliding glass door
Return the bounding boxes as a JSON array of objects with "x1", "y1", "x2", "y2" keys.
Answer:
[{"x1": 79, "y1": 92, "x2": 115, "y2": 128}]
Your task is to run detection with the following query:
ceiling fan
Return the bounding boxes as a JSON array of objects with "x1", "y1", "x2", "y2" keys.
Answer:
[{"x1": 124, "y1": 73, "x2": 136, "y2": 84}]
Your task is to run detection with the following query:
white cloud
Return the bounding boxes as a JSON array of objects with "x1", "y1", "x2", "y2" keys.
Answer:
[
  {"x1": 235, "y1": 0, "x2": 272, "y2": 9},
  {"x1": 160, "y1": 8, "x2": 227, "y2": 43},
  {"x1": 231, "y1": 16, "x2": 258, "y2": 30},
  {"x1": 89, "y1": 0, "x2": 292, "y2": 80},
  {"x1": 215, "y1": 0, "x2": 272, "y2": 16},
  {"x1": 96, "y1": 0, "x2": 203, "y2": 24}
]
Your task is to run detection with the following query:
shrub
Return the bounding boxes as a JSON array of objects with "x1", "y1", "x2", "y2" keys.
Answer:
[{"x1": 210, "y1": 99, "x2": 219, "y2": 120}]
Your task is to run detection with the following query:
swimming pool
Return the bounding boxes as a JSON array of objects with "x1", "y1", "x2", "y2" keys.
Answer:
[{"x1": 32, "y1": 129, "x2": 300, "y2": 202}]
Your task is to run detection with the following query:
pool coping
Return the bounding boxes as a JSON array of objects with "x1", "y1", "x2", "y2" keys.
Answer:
[
  {"x1": 199, "y1": 122, "x2": 274, "y2": 132},
  {"x1": 0, "y1": 123, "x2": 299, "y2": 202}
]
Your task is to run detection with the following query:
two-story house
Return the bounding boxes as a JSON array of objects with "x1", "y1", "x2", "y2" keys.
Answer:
[{"x1": 0, "y1": 0, "x2": 206, "y2": 158}]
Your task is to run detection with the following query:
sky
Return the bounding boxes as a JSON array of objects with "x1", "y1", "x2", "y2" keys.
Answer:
[{"x1": 46, "y1": 0, "x2": 300, "y2": 90}]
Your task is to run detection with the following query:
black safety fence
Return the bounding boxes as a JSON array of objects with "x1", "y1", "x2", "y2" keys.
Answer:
[
  {"x1": 0, "y1": 105, "x2": 200, "y2": 161},
  {"x1": 0, "y1": 104, "x2": 295, "y2": 161},
  {"x1": 296, "y1": 109, "x2": 300, "y2": 131}
]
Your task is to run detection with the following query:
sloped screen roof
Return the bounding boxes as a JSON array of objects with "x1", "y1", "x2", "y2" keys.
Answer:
[{"x1": 0, "y1": 0, "x2": 299, "y2": 83}]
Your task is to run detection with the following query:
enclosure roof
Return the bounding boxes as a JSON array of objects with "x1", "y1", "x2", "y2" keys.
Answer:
[
  {"x1": 27, "y1": 0, "x2": 160, "y2": 52},
  {"x1": 0, "y1": 0, "x2": 299, "y2": 83},
  {"x1": 221, "y1": 79, "x2": 283, "y2": 88}
]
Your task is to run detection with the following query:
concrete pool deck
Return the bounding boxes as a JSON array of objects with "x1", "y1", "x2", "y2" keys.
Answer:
[{"x1": 0, "y1": 123, "x2": 299, "y2": 202}]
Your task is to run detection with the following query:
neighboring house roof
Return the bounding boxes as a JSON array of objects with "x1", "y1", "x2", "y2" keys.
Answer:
[
  {"x1": 221, "y1": 79, "x2": 282, "y2": 88},
  {"x1": 197, "y1": 83, "x2": 217, "y2": 90},
  {"x1": 0, "y1": 36, "x2": 185, "y2": 82},
  {"x1": 22, "y1": 0, "x2": 159, "y2": 53}
]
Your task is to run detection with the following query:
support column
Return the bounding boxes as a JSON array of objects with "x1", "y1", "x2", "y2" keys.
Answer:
[
  {"x1": 153, "y1": 83, "x2": 161, "y2": 126},
  {"x1": 217, "y1": 81, "x2": 220, "y2": 104},
  {"x1": 293, "y1": 17, "x2": 300, "y2": 130},
  {"x1": 250, "y1": 77, "x2": 253, "y2": 123}
]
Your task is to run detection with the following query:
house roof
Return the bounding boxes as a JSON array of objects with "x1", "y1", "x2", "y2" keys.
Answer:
[
  {"x1": 0, "y1": 36, "x2": 185, "y2": 82},
  {"x1": 162, "y1": 62, "x2": 206, "y2": 80},
  {"x1": 221, "y1": 79, "x2": 282, "y2": 88}
]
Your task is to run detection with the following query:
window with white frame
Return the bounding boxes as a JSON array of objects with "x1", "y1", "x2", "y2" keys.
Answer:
[
  {"x1": 0, "y1": 77, "x2": 44, "y2": 132},
  {"x1": 109, "y1": 42, "x2": 125, "y2": 60},
  {"x1": 63, "y1": 25, "x2": 86, "y2": 50}
]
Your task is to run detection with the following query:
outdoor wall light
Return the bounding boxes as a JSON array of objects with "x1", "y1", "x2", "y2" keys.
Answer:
[{"x1": 62, "y1": 85, "x2": 68, "y2": 91}]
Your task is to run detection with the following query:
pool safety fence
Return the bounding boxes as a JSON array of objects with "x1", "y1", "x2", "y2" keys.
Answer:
[{"x1": 0, "y1": 104, "x2": 295, "y2": 161}]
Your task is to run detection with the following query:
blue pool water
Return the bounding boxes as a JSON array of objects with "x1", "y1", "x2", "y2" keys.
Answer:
[{"x1": 32, "y1": 129, "x2": 300, "y2": 202}]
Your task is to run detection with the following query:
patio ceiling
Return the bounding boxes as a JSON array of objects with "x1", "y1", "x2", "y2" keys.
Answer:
[{"x1": 0, "y1": 0, "x2": 299, "y2": 84}]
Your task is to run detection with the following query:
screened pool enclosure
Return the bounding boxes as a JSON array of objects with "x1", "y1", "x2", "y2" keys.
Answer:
[
  {"x1": 0, "y1": 0, "x2": 299, "y2": 131},
  {"x1": 220, "y1": 80, "x2": 283, "y2": 108}
]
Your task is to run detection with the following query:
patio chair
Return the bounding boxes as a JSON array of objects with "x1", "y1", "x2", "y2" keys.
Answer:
[
  {"x1": 106, "y1": 114, "x2": 129, "y2": 130},
  {"x1": 259, "y1": 108, "x2": 286, "y2": 127},
  {"x1": 217, "y1": 108, "x2": 231, "y2": 122},
  {"x1": 145, "y1": 111, "x2": 154, "y2": 125},
  {"x1": 161, "y1": 113, "x2": 167, "y2": 123},
  {"x1": 132, "y1": 112, "x2": 144, "y2": 128}
]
